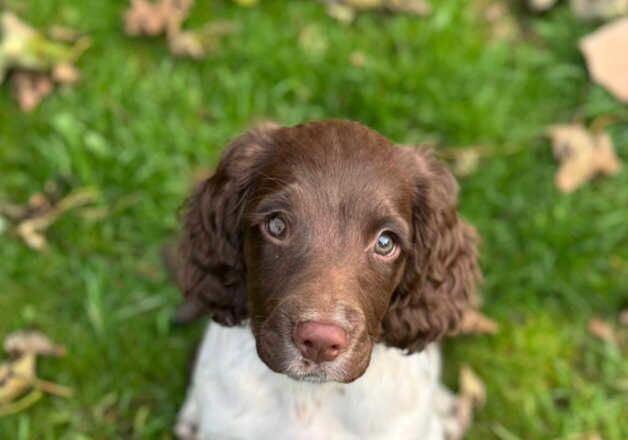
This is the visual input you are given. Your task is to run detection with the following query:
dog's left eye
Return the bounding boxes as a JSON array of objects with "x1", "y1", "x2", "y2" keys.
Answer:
[
  {"x1": 374, "y1": 232, "x2": 396, "y2": 256},
  {"x1": 266, "y1": 215, "x2": 287, "y2": 239}
]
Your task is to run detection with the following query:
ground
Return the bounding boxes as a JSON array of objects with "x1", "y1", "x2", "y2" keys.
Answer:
[{"x1": 0, "y1": 0, "x2": 627, "y2": 438}]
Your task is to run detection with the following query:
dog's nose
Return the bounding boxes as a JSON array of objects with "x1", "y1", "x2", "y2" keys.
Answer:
[{"x1": 293, "y1": 321, "x2": 348, "y2": 363}]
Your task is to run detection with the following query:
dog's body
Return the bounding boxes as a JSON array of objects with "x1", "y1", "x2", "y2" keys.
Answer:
[
  {"x1": 173, "y1": 120, "x2": 481, "y2": 439},
  {"x1": 175, "y1": 324, "x2": 461, "y2": 440}
]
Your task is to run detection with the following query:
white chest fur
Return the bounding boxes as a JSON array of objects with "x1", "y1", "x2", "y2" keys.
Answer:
[{"x1": 176, "y1": 324, "x2": 459, "y2": 440}]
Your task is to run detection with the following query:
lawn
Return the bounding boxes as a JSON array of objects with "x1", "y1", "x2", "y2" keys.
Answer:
[{"x1": 0, "y1": 0, "x2": 627, "y2": 438}]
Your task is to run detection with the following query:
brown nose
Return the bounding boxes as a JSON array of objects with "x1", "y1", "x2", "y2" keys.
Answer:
[{"x1": 293, "y1": 321, "x2": 348, "y2": 363}]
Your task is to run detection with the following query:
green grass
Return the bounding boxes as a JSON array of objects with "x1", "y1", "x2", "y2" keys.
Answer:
[{"x1": 1, "y1": 0, "x2": 627, "y2": 438}]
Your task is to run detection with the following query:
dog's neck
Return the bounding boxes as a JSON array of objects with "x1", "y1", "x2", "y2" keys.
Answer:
[{"x1": 177, "y1": 323, "x2": 457, "y2": 440}]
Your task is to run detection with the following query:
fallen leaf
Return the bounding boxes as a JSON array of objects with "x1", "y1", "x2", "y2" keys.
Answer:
[
  {"x1": 123, "y1": 0, "x2": 192, "y2": 37},
  {"x1": 168, "y1": 29, "x2": 206, "y2": 59},
  {"x1": 0, "y1": 330, "x2": 72, "y2": 410},
  {"x1": 588, "y1": 317, "x2": 616, "y2": 342},
  {"x1": 15, "y1": 187, "x2": 100, "y2": 250},
  {"x1": 547, "y1": 124, "x2": 622, "y2": 193},
  {"x1": 4, "y1": 331, "x2": 66, "y2": 357},
  {"x1": 10, "y1": 70, "x2": 54, "y2": 112},
  {"x1": 322, "y1": 0, "x2": 431, "y2": 22},
  {"x1": 451, "y1": 149, "x2": 481, "y2": 177},
  {"x1": 459, "y1": 365, "x2": 486, "y2": 407},
  {"x1": 52, "y1": 62, "x2": 80, "y2": 84},
  {"x1": 124, "y1": 0, "x2": 233, "y2": 59},
  {"x1": 570, "y1": 0, "x2": 628, "y2": 21},
  {"x1": 451, "y1": 365, "x2": 486, "y2": 440},
  {"x1": 440, "y1": 146, "x2": 489, "y2": 178},
  {"x1": 0, "y1": 12, "x2": 89, "y2": 110},
  {"x1": 0, "y1": 12, "x2": 90, "y2": 79},
  {"x1": 459, "y1": 308, "x2": 499, "y2": 335},
  {"x1": 0, "y1": 354, "x2": 37, "y2": 405},
  {"x1": 528, "y1": 0, "x2": 558, "y2": 11},
  {"x1": 169, "y1": 21, "x2": 236, "y2": 59},
  {"x1": 474, "y1": 0, "x2": 520, "y2": 41},
  {"x1": 48, "y1": 25, "x2": 82, "y2": 42},
  {"x1": 385, "y1": 0, "x2": 431, "y2": 15},
  {"x1": 580, "y1": 18, "x2": 628, "y2": 103},
  {"x1": 326, "y1": 3, "x2": 356, "y2": 23}
]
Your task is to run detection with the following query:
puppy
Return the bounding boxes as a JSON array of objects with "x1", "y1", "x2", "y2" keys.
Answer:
[{"x1": 174, "y1": 120, "x2": 481, "y2": 439}]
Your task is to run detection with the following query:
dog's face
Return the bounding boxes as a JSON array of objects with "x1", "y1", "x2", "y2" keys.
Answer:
[
  {"x1": 244, "y1": 129, "x2": 415, "y2": 382},
  {"x1": 179, "y1": 120, "x2": 480, "y2": 383}
]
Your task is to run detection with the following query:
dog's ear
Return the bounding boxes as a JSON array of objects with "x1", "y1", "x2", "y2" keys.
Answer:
[
  {"x1": 382, "y1": 147, "x2": 481, "y2": 352},
  {"x1": 177, "y1": 123, "x2": 278, "y2": 326}
]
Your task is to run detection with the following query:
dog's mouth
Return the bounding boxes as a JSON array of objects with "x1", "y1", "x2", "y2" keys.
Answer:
[
  {"x1": 256, "y1": 331, "x2": 373, "y2": 383},
  {"x1": 283, "y1": 358, "x2": 334, "y2": 383},
  {"x1": 252, "y1": 303, "x2": 375, "y2": 383}
]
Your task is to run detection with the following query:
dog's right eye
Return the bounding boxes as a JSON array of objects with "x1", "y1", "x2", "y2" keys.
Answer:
[
  {"x1": 266, "y1": 215, "x2": 287, "y2": 239},
  {"x1": 374, "y1": 231, "x2": 398, "y2": 257}
]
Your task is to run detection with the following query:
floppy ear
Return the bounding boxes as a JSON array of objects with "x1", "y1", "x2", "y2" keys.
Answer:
[
  {"x1": 382, "y1": 147, "x2": 481, "y2": 352},
  {"x1": 177, "y1": 123, "x2": 278, "y2": 326}
]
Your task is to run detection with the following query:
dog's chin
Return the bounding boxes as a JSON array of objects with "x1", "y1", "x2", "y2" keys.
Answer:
[
  {"x1": 257, "y1": 351, "x2": 368, "y2": 384},
  {"x1": 254, "y1": 322, "x2": 374, "y2": 384}
]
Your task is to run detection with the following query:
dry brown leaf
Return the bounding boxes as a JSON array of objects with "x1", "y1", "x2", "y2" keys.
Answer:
[
  {"x1": 1, "y1": 13, "x2": 89, "y2": 110},
  {"x1": 4, "y1": 331, "x2": 66, "y2": 357},
  {"x1": 168, "y1": 30, "x2": 206, "y2": 59},
  {"x1": 459, "y1": 365, "x2": 486, "y2": 407},
  {"x1": 10, "y1": 70, "x2": 54, "y2": 112},
  {"x1": 52, "y1": 62, "x2": 80, "y2": 84},
  {"x1": 451, "y1": 149, "x2": 481, "y2": 177},
  {"x1": 323, "y1": 0, "x2": 431, "y2": 21},
  {"x1": 571, "y1": 0, "x2": 628, "y2": 21},
  {"x1": 580, "y1": 18, "x2": 628, "y2": 103},
  {"x1": 588, "y1": 318, "x2": 616, "y2": 342},
  {"x1": 475, "y1": 0, "x2": 520, "y2": 41},
  {"x1": 326, "y1": 4, "x2": 356, "y2": 23},
  {"x1": 459, "y1": 308, "x2": 499, "y2": 335},
  {"x1": 169, "y1": 21, "x2": 235, "y2": 59},
  {"x1": 450, "y1": 365, "x2": 486, "y2": 440},
  {"x1": 528, "y1": 0, "x2": 558, "y2": 11},
  {"x1": 48, "y1": 25, "x2": 82, "y2": 42},
  {"x1": 123, "y1": 0, "x2": 193, "y2": 37},
  {"x1": 385, "y1": 0, "x2": 431, "y2": 15},
  {"x1": 124, "y1": 0, "x2": 233, "y2": 59},
  {"x1": 547, "y1": 124, "x2": 622, "y2": 193},
  {"x1": 15, "y1": 187, "x2": 100, "y2": 250},
  {"x1": 440, "y1": 145, "x2": 490, "y2": 178},
  {"x1": 0, "y1": 353, "x2": 37, "y2": 405},
  {"x1": 1, "y1": 331, "x2": 71, "y2": 408}
]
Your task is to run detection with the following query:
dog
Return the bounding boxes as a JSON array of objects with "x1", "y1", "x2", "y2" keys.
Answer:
[{"x1": 174, "y1": 120, "x2": 481, "y2": 439}]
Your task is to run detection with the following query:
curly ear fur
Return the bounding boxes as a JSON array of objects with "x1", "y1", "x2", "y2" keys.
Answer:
[
  {"x1": 178, "y1": 123, "x2": 278, "y2": 326},
  {"x1": 382, "y1": 147, "x2": 481, "y2": 352}
]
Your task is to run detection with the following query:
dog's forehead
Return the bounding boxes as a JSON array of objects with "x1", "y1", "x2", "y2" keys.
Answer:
[
  {"x1": 255, "y1": 123, "x2": 415, "y2": 225},
  {"x1": 270, "y1": 122, "x2": 408, "y2": 190}
]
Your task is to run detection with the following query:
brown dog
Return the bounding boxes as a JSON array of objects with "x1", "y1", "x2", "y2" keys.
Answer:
[{"x1": 177, "y1": 119, "x2": 480, "y2": 383}]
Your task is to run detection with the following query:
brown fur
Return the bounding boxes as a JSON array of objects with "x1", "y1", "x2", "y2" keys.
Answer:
[{"x1": 178, "y1": 120, "x2": 481, "y2": 381}]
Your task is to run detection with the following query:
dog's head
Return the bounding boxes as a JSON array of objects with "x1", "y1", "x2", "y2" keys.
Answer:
[{"x1": 179, "y1": 120, "x2": 480, "y2": 383}]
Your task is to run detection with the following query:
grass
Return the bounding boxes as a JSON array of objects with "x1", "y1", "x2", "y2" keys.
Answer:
[{"x1": 1, "y1": 0, "x2": 627, "y2": 438}]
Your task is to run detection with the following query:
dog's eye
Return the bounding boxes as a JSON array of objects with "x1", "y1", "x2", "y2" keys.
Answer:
[
  {"x1": 374, "y1": 232, "x2": 396, "y2": 256},
  {"x1": 266, "y1": 215, "x2": 287, "y2": 239}
]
